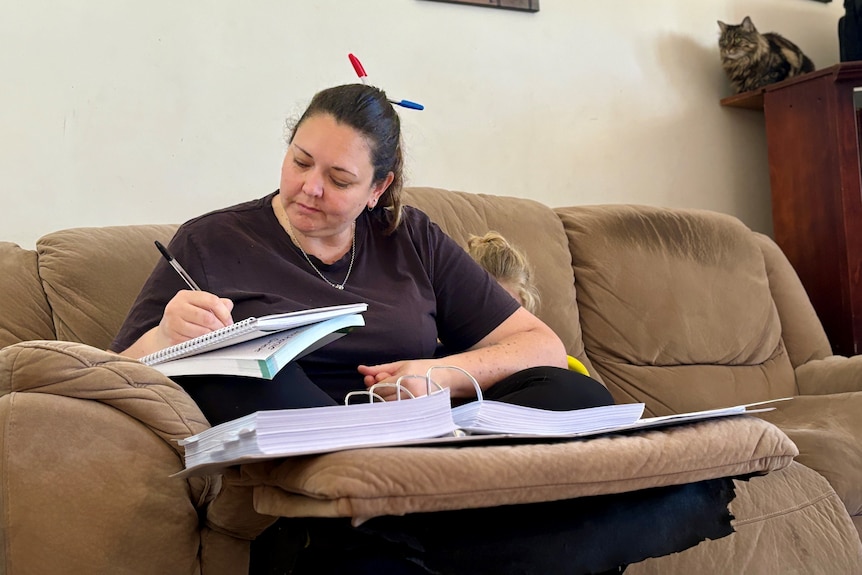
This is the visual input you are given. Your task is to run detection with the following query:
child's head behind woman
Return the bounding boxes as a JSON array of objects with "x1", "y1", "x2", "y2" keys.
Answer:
[
  {"x1": 468, "y1": 231, "x2": 591, "y2": 377},
  {"x1": 467, "y1": 231, "x2": 540, "y2": 315}
]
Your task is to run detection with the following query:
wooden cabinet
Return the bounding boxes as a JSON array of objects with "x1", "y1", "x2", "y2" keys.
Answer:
[{"x1": 721, "y1": 62, "x2": 862, "y2": 356}]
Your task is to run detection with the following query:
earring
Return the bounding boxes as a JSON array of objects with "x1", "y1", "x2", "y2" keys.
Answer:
[{"x1": 368, "y1": 200, "x2": 377, "y2": 212}]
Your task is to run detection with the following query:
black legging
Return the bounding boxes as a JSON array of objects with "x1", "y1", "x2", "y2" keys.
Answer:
[
  {"x1": 172, "y1": 362, "x2": 339, "y2": 426},
  {"x1": 482, "y1": 366, "x2": 613, "y2": 411},
  {"x1": 173, "y1": 364, "x2": 613, "y2": 427},
  {"x1": 264, "y1": 476, "x2": 737, "y2": 575}
]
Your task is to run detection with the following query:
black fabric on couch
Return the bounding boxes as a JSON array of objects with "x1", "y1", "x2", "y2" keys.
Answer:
[{"x1": 251, "y1": 477, "x2": 738, "y2": 575}]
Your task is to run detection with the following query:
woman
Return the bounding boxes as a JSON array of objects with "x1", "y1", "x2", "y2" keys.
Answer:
[
  {"x1": 112, "y1": 83, "x2": 613, "y2": 573},
  {"x1": 112, "y1": 83, "x2": 610, "y2": 420}
]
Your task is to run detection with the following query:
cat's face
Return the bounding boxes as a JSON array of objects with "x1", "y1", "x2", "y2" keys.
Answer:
[{"x1": 718, "y1": 16, "x2": 759, "y2": 60}]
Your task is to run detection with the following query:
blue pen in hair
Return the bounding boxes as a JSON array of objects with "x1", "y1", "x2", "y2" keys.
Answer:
[
  {"x1": 389, "y1": 99, "x2": 424, "y2": 110},
  {"x1": 348, "y1": 53, "x2": 424, "y2": 111}
]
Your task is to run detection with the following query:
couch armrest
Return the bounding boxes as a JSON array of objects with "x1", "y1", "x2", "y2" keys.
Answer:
[
  {"x1": 1, "y1": 341, "x2": 209, "y2": 452},
  {"x1": 795, "y1": 355, "x2": 862, "y2": 396},
  {"x1": 0, "y1": 341, "x2": 220, "y2": 574},
  {"x1": 0, "y1": 340, "x2": 218, "y2": 506}
]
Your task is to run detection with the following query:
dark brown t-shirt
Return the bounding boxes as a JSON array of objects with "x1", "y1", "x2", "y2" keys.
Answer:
[{"x1": 111, "y1": 192, "x2": 520, "y2": 401}]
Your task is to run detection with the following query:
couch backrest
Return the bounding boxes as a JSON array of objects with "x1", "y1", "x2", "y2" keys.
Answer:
[
  {"x1": 17, "y1": 225, "x2": 179, "y2": 351},
  {"x1": 751, "y1": 232, "x2": 833, "y2": 368},
  {"x1": 0, "y1": 243, "x2": 55, "y2": 347},
  {"x1": 1, "y1": 189, "x2": 831, "y2": 415},
  {"x1": 555, "y1": 204, "x2": 811, "y2": 415}
]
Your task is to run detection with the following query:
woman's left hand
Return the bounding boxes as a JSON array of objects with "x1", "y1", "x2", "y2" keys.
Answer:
[
  {"x1": 358, "y1": 360, "x2": 473, "y2": 401},
  {"x1": 359, "y1": 308, "x2": 567, "y2": 402}
]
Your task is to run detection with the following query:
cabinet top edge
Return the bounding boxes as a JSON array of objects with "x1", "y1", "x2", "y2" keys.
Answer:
[{"x1": 720, "y1": 61, "x2": 862, "y2": 110}]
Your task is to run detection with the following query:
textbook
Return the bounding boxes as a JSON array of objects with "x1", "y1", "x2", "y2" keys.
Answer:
[
  {"x1": 175, "y1": 394, "x2": 792, "y2": 476},
  {"x1": 145, "y1": 310, "x2": 366, "y2": 379}
]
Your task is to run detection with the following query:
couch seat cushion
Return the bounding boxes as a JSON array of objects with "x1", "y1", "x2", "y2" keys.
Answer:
[
  {"x1": 628, "y1": 461, "x2": 862, "y2": 574},
  {"x1": 757, "y1": 392, "x2": 862, "y2": 520}
]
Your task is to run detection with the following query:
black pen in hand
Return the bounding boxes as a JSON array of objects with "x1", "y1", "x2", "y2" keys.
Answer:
[{"x1": 154, "y1": 241, "x2": 202, "y2": 291}]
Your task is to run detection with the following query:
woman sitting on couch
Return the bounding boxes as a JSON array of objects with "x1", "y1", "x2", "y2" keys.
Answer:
[
  {"x1": 112, "y1": 84, "x2": 609, "y2": 418},
  {"x1": 111, "y1": 82, "x2": 612, "y2": 574}
]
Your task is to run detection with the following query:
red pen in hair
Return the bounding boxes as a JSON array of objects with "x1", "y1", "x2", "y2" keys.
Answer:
[
  {"x1": 348, "y1": 53, "x2": 367, "y2": 84},
  {"x1": 348, "y1": 53, "x2": 424, "y2": 110}
]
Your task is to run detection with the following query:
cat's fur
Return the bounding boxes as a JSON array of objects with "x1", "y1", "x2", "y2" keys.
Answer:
[{"x1": 718, "y1": 16, "x2": 815, "y2": 94}]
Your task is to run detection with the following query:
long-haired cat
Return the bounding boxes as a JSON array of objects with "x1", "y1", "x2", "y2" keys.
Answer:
[{"x1": 718, "y1": 16, "x2": 815, "y2": 94}]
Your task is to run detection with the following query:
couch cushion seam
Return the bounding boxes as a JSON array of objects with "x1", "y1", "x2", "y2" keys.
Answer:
[
  {"x1": 732, "y1": 490, "x2": 837, "y2": 526},
  {"x1": 1, "y1": 393, "x2": 11, "y2": 572},
  {"x1": 34, "y1": 249, "x2": 59, "y2": 340}
]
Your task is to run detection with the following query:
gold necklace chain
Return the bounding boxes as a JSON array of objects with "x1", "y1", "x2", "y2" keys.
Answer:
[{"x1": 285, "y1": 217, "x2": 356, "y2": 290}]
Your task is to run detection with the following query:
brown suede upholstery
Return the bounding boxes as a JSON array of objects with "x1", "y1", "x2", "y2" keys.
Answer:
[
  {"x1": 245, "y1": 416, "x2": 796, "y2": 523},
  {"x1": 556, "y1": 203, "x2": 862, "y2": 540},
  {"x1": 0, "y1": 341, "x2": 215, "y2": 574},
  {"x1": 557, "y1": 204, "x2": 799, "y2": 411},
  {"x1": 0, "y1": 243, "x2": 54, "y2": 347},
  {"x1": 37, "y1": 224, "x2": 178, "y2": 350},
  {"x1": 630, "y1": 462, "x2": 862, "y2": 575},
  {"x1": 1, "y1": 187, "x2": 861, "y2": 574}
]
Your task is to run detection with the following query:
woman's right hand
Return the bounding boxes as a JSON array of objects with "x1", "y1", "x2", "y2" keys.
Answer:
[
  {"x1": 117, "y1": 290, "x2": 234, "y2": 359},
  {"x1": 156, "y1": 290, "x2": 235, "y2": 348}
]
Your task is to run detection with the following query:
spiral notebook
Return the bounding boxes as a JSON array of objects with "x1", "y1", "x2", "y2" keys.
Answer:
[
  {"x1": 140, "y1": 302, "x2": 368, "y2": 366},
  {"x1": 149, "y1": 313, "x2": 365, "y2": 379}
]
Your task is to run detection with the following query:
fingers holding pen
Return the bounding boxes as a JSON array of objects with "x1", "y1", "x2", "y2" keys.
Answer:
[
  {"x1": 146, "y1": 240, "x2": 235, "y2": 352},
  {"x1": 159, "y1": 290, "x2": 235, "y2": 345}
]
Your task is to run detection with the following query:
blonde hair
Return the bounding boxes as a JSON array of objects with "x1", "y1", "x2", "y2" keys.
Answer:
[{"x1": 467, "y1": 231, "x2": 540, "y2": 314}]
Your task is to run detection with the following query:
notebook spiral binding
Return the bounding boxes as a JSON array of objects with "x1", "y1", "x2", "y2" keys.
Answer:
[{"x1": 140, "y1": 317, "x2": 259, "y2": 366}]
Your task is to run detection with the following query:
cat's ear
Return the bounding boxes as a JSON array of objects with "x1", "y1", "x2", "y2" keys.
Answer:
[
  {"x1": 718, "y1": 20, "x2": 728, "y2": 33},
  {"x1": 741, "y1": 16, "x2": 755, "y2": 32}
]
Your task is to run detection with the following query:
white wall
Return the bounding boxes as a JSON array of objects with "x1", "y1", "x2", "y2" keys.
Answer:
[{"x1": 0, "y1": 0, "x2": 844, "y2": 248}]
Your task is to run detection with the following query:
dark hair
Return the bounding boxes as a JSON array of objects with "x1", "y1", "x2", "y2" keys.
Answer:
[{"x1": 288, "y1": 84, "x2": 404, "y2": 234}]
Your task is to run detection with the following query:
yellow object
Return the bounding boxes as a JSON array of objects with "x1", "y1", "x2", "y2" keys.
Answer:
[{"x1": 567, "y1": 355, "x2": 590, "y2": 376}]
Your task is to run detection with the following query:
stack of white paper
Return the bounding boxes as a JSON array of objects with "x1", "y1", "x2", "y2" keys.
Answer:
[
  {"x1": 177, "y1": 393, "x2": 792, "y2": 476},
  {"x1": 179, "y1": 389, "x2": 458, "y2": 469},
  {"x1": 451, "y1": 400, "x2": 646, "y2": 435}
]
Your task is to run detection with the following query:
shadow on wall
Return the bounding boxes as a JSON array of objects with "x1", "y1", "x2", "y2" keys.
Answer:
[{"x1": 648, "y1": 30, "x2": 773, "y2": 236}]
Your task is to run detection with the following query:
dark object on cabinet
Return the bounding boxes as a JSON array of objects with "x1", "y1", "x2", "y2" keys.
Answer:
[
  {"x1": 721, "y1": 62, "x2": 862, "y2": 356},
  {"x1": 840, "y1": 0, "x2": 862, "y2": 61}
]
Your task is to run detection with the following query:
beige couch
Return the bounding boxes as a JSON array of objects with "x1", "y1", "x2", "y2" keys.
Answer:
[{"x1": 1, "y1": 186, "x2": 861, "y2": 574}]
